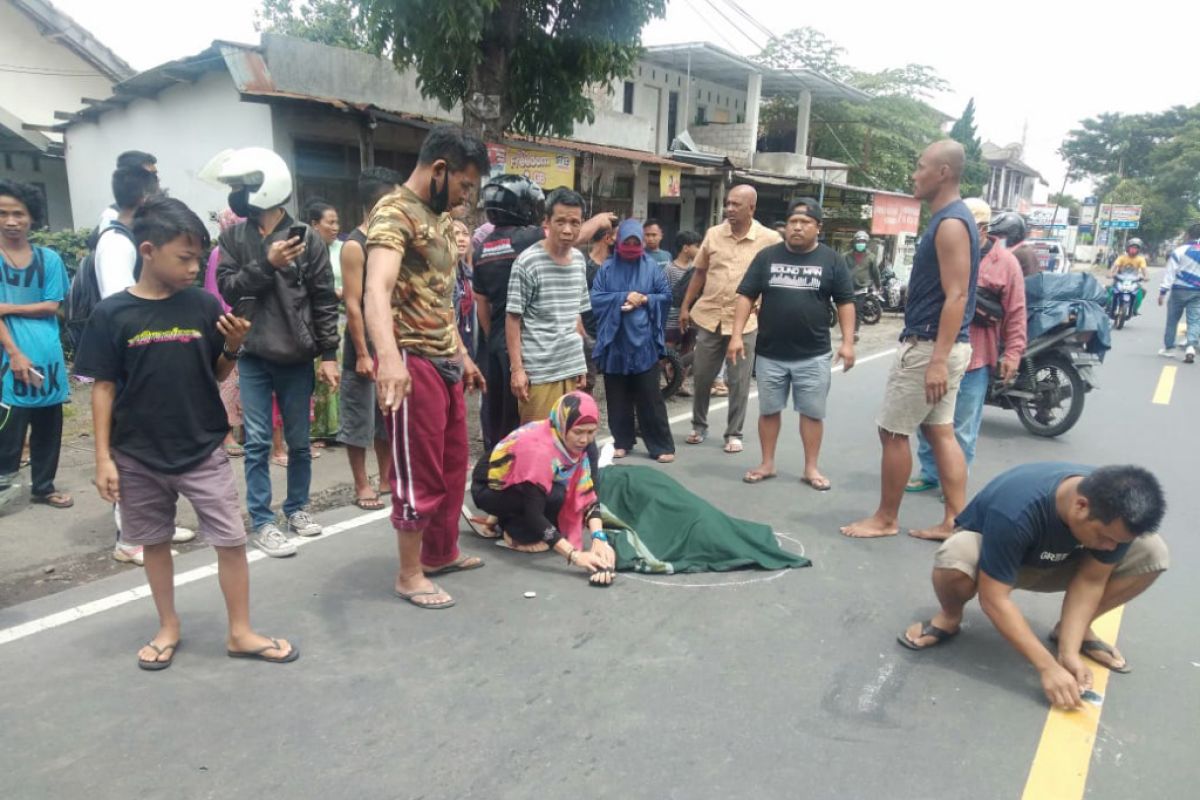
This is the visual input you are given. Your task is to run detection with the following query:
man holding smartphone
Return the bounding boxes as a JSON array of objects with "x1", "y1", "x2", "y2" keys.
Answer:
[{"x1": 214, "y1": 148, "x2": 340, "y2": 558}]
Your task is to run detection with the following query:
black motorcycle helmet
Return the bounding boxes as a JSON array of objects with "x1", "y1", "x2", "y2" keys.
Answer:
[
  {"x1": 482, "y1": 174, "x2": 545, "y2": 227},
  {"x1": 989, "y1": 211, "x2": 1028, "y2": 248}
]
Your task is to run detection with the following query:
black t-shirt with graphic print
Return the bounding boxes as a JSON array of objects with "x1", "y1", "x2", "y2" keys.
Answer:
[
  {"x1": 74, "y1": 287, "x2": 230, "y2": 474},
  {"x1": 737, "y1": 242, "x2": 855, "y2": 361}
]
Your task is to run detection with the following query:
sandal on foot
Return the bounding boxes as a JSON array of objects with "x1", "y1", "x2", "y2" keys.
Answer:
[
  {"x1": 137, "y1": 640, "x2": 179, "y2": 671},
  {"x1": 424, "y1": 555, "x2": 485, "y2": 577},
  {"x1": 686, "y1": 430, "x2": 707, "y2": 445},
  {"x1": 1049, "y1": 631, "x2": 1131, "y2": 673},
  {"x1": 613, "y1": 449, "x2": 628, "y2": 459},
  {"x1": 723, "y1": 438, "x2": 744, "y2": 454},
  {"x1": 31, "y1": 492, "x2": 73, "y2": 509},
  {"x1": 801, "y1": 476, "x2": 832, "y2": 492},
  {"x1": 464, "y1": 512, "x2": 501, "y2": 539},
  {"x1": 905, "y1": 477, "x2": 939, "y2": 493},
  {"x1": 655, "y1": 454, "x2": 675, "y2": 464},
  {"x1": 394, "y1": 583, "x2": 456, "y2": 609},
  {"x1": 355, "y1": 494, "x2": 386, "y2": 511},
  {"x1": 743, "y1": 470, "x2": 777, "y2": 484},
  {"x1": 227, "y1": 637, "x2": 299, "y2": 663},
  {"x1": 897, "y1": 621, "x2": 959, "y2": 651}
]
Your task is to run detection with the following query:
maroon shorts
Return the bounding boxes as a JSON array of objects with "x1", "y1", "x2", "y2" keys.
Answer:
[{"x1": 113, "y1": 447, "x2": 247, "y2": 548}]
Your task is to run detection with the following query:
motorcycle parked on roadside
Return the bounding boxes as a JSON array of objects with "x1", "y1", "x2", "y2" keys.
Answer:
[
  {"x1": 860, "y1": 267, "x2": 906, "y2": 326},
  {"x1": 985, "y1": 319, "x2": 1101, "y2": 437}
]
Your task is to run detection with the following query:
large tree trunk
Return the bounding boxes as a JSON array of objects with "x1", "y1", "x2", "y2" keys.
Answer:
[{"x1": 463, "y1": 0, "x2": 520, "y2": 141}]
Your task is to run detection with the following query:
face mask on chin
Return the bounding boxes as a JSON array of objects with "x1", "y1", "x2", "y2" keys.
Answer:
[{"x1": 428, "y1": 170, "x2": 450, "y2": 214}]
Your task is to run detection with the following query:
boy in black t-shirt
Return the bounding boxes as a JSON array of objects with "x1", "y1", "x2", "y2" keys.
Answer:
[
  {"x1": 898, "y1": 463, "x2": 1168, "y2": 709},
  {"x1": 75, "y1": 197, "x2": 299, "y2": 671}
]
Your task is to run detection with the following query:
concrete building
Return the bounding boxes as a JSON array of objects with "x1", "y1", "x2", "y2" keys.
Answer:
[
  {"x1": 0, "y1": 0, "x2": 132, "y2": 229},
  {"x1": 982, "y1": 141, "x2": 1048, "y2": 214},
  {"x1": 57, "y1": 34, "x2": 904, "y2": 256}
]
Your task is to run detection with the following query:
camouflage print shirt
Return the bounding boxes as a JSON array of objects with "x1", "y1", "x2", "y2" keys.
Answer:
[{"x1": 366, "y1": 185, "x2": 459, "y2": 359}]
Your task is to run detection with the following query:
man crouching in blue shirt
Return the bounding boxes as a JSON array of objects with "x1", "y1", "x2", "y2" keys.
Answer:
[{"x1": 898, "y1": 463, "x2": 1168, "y2": 709}]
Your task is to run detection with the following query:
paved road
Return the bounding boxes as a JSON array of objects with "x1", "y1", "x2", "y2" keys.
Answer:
[{"x1": 1, "y1": 300, "x2": 1195, "y2": 799}]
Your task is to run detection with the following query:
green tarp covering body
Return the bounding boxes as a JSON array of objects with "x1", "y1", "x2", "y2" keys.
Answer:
[{"x1": 598, "y1": 466, "x2": 811, "y2": 574}]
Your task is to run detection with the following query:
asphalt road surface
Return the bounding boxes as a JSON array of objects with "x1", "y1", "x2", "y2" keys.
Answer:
[{"x1": 1, "y1": 300, "x2": 1196, "y2": 800}]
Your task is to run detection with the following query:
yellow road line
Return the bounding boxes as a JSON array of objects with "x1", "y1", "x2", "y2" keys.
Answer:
[
  {"x1": 1152, "y1": 366, "x2": 1177, "y2": 405},
  {"x1": 1022, "y1": 607, "x2": 1124, "y2": 800}
]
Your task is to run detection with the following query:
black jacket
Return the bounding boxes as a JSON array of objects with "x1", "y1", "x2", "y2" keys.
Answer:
[{"x1": 217, "y1": 214, "x2": 340, "y2": 365}]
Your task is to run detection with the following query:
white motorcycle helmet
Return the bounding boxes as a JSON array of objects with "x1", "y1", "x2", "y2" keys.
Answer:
[{"x1": 202, "y1": 147, "x2": 293, "y2": 215}]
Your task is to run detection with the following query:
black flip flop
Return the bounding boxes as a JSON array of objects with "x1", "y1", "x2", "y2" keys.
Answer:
[
  {"x1": 897, "y1": 620, "x2": 959, "y2": 651},
  {"x1": 137, "y1": 640, "x2": 179, "y2": 671},
  {"x1": 227, "y1": 637, "x2": 299, "y2": 663},
  {"x1": 1050, "y1": 632, "x2": 1132, "y2": 673}
]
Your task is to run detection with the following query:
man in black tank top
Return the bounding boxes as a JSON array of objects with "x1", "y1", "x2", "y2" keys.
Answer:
[
  {"x1": 842, "y1": 140, "x2": 978, "y2": 542},
  {"x1": 336, "y1": 167, "x2": 402, "y2": 510}
]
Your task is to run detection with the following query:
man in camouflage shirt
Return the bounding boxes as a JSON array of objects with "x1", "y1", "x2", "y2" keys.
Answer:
[{"x1": 364, "y1": 125, "x2": 490, "y2": 609}]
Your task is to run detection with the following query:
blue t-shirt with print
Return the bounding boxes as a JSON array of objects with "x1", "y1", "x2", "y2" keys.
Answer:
[
  {"x1": 0, "y1": 247, "x2": 69, "y2": 407},
  {"x1": 956, "y1": 462, "x2": 1130, "y2": 585}
]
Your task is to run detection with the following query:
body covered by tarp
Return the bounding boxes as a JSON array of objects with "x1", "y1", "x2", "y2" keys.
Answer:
[
  {"x1": 598, "y1": 466, "x2": 810, "y2": 574},
  {"x1": 1023, "y1": 272, "x2": 1112, "y2": 359}
]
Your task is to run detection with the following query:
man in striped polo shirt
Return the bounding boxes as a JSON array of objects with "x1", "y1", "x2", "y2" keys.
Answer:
[{"x1": 505, "y1": 189, "x2": 592, "y2": 423}]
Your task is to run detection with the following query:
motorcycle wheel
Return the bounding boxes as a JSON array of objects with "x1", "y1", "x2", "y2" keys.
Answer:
[
  {"x1": 1013, "y1": 354, "x2": 1086, "y2": 437},
  {"x1": 861, "y1": 296, "x2": 882, "y2": 325},
  {"x1": 659, "y1": 348, "x2": 685, "y2": 400},
  {"x1": 1115, "y1": 301, "x2": 1128, "y2": 329}
]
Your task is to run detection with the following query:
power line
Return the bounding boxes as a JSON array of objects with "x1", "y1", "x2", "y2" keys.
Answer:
[{"x1": 705, "y1": 0, "x2": 885, "y2": 188}]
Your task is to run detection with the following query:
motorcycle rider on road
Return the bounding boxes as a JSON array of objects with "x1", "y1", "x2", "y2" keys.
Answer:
[
  {"x1": 1108, "y1": 237, "x2": 1148, "y2": 316},
  {"x1": 991, "y1": 211, "x2": 1040, "y2": 278},
  {"x1": 843, "y1": 230, "x2": 881, "y2": 342}
]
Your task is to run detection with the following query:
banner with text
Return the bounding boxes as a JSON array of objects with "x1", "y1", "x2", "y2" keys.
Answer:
[
  {"x1": 870, "y1": 195, "x2": 921, "y2": 236},
  {"x1": 487, "y1": 143, "x2": 576, "y2": 189},
  {"x1": 1098, "y1": 204, "x2": 1142, "y2": 229}
]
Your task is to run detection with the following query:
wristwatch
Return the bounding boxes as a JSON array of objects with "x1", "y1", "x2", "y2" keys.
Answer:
[{"x1": 221, "y1": 345, "x2": 243, "y2": 361}]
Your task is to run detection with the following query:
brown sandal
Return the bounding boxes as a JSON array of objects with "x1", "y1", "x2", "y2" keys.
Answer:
[{"x1": 31, "y1": 492, "x2": 73, "y2": 509}]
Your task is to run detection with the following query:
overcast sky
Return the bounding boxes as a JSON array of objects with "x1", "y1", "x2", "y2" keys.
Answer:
[{"x1": 53, "y1": 0, "x2": 1192, "y2": 200}]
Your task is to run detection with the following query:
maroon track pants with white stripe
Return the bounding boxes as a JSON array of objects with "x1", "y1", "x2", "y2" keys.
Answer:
[{"x1": 385, "y1": 352, "x2": 467, "y2": 570}]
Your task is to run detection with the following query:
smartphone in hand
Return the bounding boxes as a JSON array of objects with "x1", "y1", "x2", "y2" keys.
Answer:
[
  {"x1": 28, "y1": 367, "x2": 44, "y2": 390},
  {"x1": 233, "y1": 296, "x2": 257, "y2": 320},
  {"x1": 287, "y1": 224, "x2": 307, "y2": 244}
]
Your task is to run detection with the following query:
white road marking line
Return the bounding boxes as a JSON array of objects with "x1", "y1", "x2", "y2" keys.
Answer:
[
  {"x1": 0, "y1": 509, "x2": 391, "y2": 647},
  {"x1": 1, "y1": 347, "x2": 897, "y2": 644}
]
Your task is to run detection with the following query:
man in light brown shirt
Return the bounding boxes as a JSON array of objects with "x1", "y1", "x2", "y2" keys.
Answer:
[{"x1": 680, "y1": 185, "x2": 782, "y2": 452}]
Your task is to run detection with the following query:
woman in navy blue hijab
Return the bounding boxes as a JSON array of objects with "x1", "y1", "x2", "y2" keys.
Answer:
[{"x1": 591, "y1": 219, "x2": 676, "y2": 462}]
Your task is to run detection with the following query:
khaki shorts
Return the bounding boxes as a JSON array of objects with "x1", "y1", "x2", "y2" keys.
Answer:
[
  {"x1": 876, "y1": 339, "x2": 972, "y2": 436},
  {"x1": 934, "y1": 530, "x2": 1170, "y2": 592},
  {"x1": 519, "y1": 379, "x2": 576, "y2": 424}
]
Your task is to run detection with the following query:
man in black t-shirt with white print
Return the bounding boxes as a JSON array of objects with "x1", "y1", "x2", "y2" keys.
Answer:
[{"x1": 728, "y1": 198, "x2": 856, "y2": 490}]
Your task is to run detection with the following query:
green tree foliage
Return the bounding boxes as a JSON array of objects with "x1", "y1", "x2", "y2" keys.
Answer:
[
  {"x1": 753, "y1": 27, "x2": 949, "y2": 193},
  {"x1": 350, "y1": 0, "x2": 666, "y2": 140},
  {"x1": 1047, "y1": 192, "x2": 1081, "y2": 225},
  {"x1": 256, "y1": 0, "x2": 369, "y2": 50},
  {"x1": 1061, "y1": 105, "x2": 1200, "y2": 246},
  {"x1": 949, "y1": 99, "x2": 988, "y2": 197}
]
